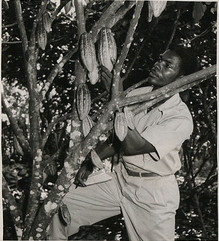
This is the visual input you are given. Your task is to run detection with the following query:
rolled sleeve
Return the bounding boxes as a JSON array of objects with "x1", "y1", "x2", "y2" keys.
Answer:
[{"x1": 140, "y1": 117, "x2": 193, "y2": 160}]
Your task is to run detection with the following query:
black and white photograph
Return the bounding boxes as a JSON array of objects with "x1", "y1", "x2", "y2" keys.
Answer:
[{"x1": 1, "y1": 0, "x2": 217, "y2": 240}]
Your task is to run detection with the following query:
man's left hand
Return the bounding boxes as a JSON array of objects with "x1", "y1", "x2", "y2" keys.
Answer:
[{"x1": 74, "y1": 159, "x2": 94, "y2": 188}]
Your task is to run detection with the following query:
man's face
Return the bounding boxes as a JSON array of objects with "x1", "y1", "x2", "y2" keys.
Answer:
[{"x1": 148, "y1": 50, "x2": 183, "y2": 87}]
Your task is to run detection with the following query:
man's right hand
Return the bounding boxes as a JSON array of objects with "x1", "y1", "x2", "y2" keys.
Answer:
[{"x1": 74, "y1": 160, "x2": 94, "y2": 188}]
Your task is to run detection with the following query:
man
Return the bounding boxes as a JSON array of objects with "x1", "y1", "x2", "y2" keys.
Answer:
[{"x1": 48, "y1": 46, "x2": 198, "y2": 240}]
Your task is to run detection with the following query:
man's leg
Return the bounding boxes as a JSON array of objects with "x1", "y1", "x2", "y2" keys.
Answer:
[
  {"x1": 47, "y1": 174, "x2": 122, "y2": 240},
  {"x1": 118, "y1": 172, "x2": 179, "y2": 241}
]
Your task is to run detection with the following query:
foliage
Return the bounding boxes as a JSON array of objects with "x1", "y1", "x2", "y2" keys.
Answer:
[{"x1": 2, "y1": 0, "x2": 217, "y2": 240}]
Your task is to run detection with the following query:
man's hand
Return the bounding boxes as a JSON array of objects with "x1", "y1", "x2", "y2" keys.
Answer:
[{"x1": 74, "y1": 159, "x2": 94, "y2": 188}]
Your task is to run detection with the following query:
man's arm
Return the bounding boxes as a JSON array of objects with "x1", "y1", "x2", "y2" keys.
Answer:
[
  {"x1": 74, "y1": 136, "x2": 118, "y2": 187},
  {"x1": 121, "y1": 128, "x2": 156, "y2": 156}
]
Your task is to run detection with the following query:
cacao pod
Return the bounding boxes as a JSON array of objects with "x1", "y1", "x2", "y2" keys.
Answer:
[
  {"x1": 43, "y1": 12, "x2": 52, "y2": 33},
  {"x1": 124, "y1": 107, "x2": 135, "y2": 130},
  {"x1": 98, "y1": 27, "x2": 117, "y2": 71},
  {"x1": 82, "y1": 115, "x2": 93, "y2": 137},
  {"x1": 76, "y1": 83, "x2": 91, "y2": 120},
  {"x1": 149, "y1": 1, "x2": 167, "y2": 18},
  {"x1": 37, "y1": 21, "x2": 47, "y2": 50},
  {"x1": 114, "y1": 112, "x2": 128, "y2": 142},
  {"x1": 91, "y1": 150, "x2": 104, "y2": 169},
  {"x1": 79, "y1": 32, "x2": 99, "y2": 85}
]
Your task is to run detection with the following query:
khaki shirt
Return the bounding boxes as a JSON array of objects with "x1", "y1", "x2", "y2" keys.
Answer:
[{"x1": 122, "y1": 91, "x2": 193, "y2": 176}]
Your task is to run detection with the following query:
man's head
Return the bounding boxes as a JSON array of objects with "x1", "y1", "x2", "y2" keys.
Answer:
[{"x1": 148, "y1": 46, "x2": 198, "y2": 87}]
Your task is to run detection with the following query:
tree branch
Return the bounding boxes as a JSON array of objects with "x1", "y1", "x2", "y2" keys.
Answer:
[
  {"x1": 41, "y1": 113, "x2": 72, "y2": 149},
  {"x1": 2, "y1": 22, "x2": 18, "y2": 28},
  {"x1": 53, "y1": 0, "x2": 71, "y2": 17},
  {"x1": 29, "y1": 0, "x2": 49, "y2": 49},
  {"x1": 40, "y1": 48, "x2": 78, "y2": 102},
  {"x1": 1, "y1": 92, "x2": 31, "y2": 154},
  {"x1": 22, "y1": 149, "x2": 44, "y2": 239},
  {"x1": 75, "y1": 0, "x2": 86, "y2": 34},
  {"x1": 14, "y1": 0, "x2": 29, "y2": 53},
  {"x1": 121, "y1": 18, "x2": 159, "y2": 83},
  {"x1": 165, "y1": 9, "x2": 181, "y2": 50},
  {"x1": 112, "y1": 1, "x2": 144, "y2": 98},
  {"x1": 91, "y1": 0, "x2": 125, "y2": 42},
  {"x1": 2, "y1": 176, "x2": 23, "y2": 238},
  {"x1": 107, "y1": 1, "x2": 136, "y2": 29},
  {"x1": 119, "y1": 65, "x2": 216, "y2": 109},
  {"x1": 2, "y1": 41, "x2": 22, "y2": 44},
  {"x1": 123, "y1": 78, "x2": 149, "y2": 96}
]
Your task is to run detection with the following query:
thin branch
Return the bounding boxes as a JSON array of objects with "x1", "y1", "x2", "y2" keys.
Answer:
[
  {"x1": 165, "y1": 9, "x2": 181, "y2": 50},
  {"x1": 121, "y1": 18, "x2": 159, "y2": 83},
  {"x1": 2, "y1": 41, "x2": 22, "y2": 44},
  {"x1": 14, "y1": 0, "x2": 28, "y2": 53},
  {"x1": 203, "y1": 85, "x2": 217, "y2": 142},
  {"x1": 41, "y1": 113, "x2": 72, "y2": 149},
  {"x1": 92, "y1": 91, "x2": 108, "y2": 104},
  {"x1": 190, "y1": 25, "x2": 212, "y2": 42},
  {"x1": 1, "y1": 92, "x2": 31, "y2": 154},
  {"x1": 112, "y1": 1, "x2": 144, "y2": 98},
  {"x1": 2, "y1": 22, "x2": 18, "y2": 28},
  {"x1": 40, "y1": 47, "x2": 78, "y2": 102}
]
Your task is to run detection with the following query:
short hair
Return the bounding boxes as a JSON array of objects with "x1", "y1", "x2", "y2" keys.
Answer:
[{"x1": 169, "y1": 45, "x2": 199, "y2": 75}]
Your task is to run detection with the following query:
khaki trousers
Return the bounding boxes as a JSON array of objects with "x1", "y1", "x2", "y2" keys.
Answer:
[{"x1": 48, "y1": 166, "x2": 179, "y2": 241}]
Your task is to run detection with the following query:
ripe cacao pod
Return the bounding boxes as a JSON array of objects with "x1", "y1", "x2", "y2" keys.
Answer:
[
  {"x1": 79, "y1": 32, "x2": 99, "y2": 84},
  {"x1": 82, "y1": 115, "x2": 93, "y2": 137},
  {"x1": 37, "y1": 21, "x2": 47, "y2": 50},
  {"x1": 114, "y1": 112, "x2": 128, "y2": 142},
  {"x1": 91, "y1": 149, "x2": 104, "y2": 169},
  {"x1": 124, "y1": 107, "x2": 135, "y2": 130},
  {"x1": 43, "y1": 12, "x2": 52, "y2": 33},
  {"x1": 98, "y1": 27, "x2": 117, "y2": 71},
  {"x1": 76, "y1": 83, "x2": 91, "y2": 120},
  {"x1": 149, "y1": 1, "x2": 167, "y2": 18}
]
